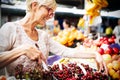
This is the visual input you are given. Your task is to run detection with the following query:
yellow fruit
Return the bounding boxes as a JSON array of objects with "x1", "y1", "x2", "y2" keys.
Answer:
[
  {"x1": 107, "y1": 63, "x2": 113, "y2": 69},
  {"x1": 69, "y1": 35, "x2": 75, "y2": 41},
  {"x1": 102, "y1": 54, "x2": 112, "y2": 62},
  {"x1": 59, "y1": 37, "x2": 68, "y2": 45},
  {"x1": 67, "y1": 41, "x2": 74, "y2": 46},
  {"x1": 58, "y1": 32, "x2": 63, "y2": 37},
  {"x1": 63, "y1": 30, "x2": 70, "y2": 37},
  {"x1": 71, "y1": 27, "x2": 77, "y2": 32},
  {"x1": 112, "y1": 60, "x2": 120, "y2": 70},
  {"x1": 112, "y1": 71, "x2": 120, "y2": 79},
  {"x1": 109, "y1": 68, "x2": 115, "y2": 76}
]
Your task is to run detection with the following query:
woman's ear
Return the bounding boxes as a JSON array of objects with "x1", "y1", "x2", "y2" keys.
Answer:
[{"x1": 31, "y1": 2, "x2": 38, "y2": 12}]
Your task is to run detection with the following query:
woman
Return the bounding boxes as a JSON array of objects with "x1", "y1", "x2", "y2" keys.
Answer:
[{"x1": 0, "y1": 0, "x2": 107, "y2": 76}]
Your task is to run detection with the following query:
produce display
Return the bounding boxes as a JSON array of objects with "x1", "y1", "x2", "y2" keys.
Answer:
[
  {"x1": 50, "y1": 63, "x2": 108, "y2": 80},
  {"x1": 53, "y1": 32, "x2": 120, "y2": 80},
  {"x1": 13, "y1": 31, "x2": 120, "y2": 80},
  {"x1": 14, "y1": 63, "x2": 109, "y2": 80},
  {"x1": 83, "y1": 36, "x2": 120, "y2": 80},
  {"x1": 106, "y1": 55, "x2": 120, "y2": 79},
  {"x1": 53, "y1": 27, "x2": 85, "y2": 47},
  {"x1": 14, "y1": 64, "x2": 52, "y2": 80}
]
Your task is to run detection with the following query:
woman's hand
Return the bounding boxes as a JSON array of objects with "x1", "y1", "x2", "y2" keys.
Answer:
[
  {"x1": 19, "y1": 44, "x2": 46, "y2": 64},
  {"x1": 95, "y1": 52, "x2": 108, "y2": 75}
]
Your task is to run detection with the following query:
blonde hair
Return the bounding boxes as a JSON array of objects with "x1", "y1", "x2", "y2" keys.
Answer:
[{"x1": 26, "y1": 0, "x2": 57, "y2": 13}]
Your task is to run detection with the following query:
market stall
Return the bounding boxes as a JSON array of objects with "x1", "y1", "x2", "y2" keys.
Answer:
[{"x1": 0, "y1": 0, "x2": 120, "y2": 80}]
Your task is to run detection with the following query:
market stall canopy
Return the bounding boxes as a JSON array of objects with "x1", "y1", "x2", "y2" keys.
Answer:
[
  {"x1": 1, "y1": 0, "x2": 120, "y2": 18},
  {"x1": 56, "y1": 0, "x2": 120, "y2": 11},
  {"x1": 1, "y1": 0, "x2": 120, "y2": 11}
]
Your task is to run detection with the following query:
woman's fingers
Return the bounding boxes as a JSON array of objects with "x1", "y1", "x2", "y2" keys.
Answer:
[
  {"x1": 95, "y1": 52, "x2": 108, "y2": 75},
  {"x1": 38, "y1": 56, "x2": 42, "y2": 64},
  {"x1": 99, "y1": 62, "x2": 103, "y2": 72},
  {"x1": 96, "y1": 60, "x2": 108, "y2": 75},
  {"x1": 103, "y1": 61, "x2": 108, "y2": 75},
  {"x1": 41, "y1": 54, "x2": 46, "y2": 63}
]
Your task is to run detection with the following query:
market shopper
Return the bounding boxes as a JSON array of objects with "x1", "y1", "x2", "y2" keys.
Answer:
[
  {"x1": 113, "y1": 19, "x2": 120, "y2": 44},
  {"x1": 0, "y1": 0, "x2": 107, "y2": 76},
  {"x1": 53, "y1": 19, "x2": 61, "y2": 36},
  {"x1": 113, "y1": 19, "x2": 120, "y2": 37},
  {"x1": 62, "y1": 19, "x2": 71, "y2": 30}
]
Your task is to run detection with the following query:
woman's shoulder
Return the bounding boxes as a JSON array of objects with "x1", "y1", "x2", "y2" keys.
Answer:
[
  {"x1": 0, "y1": 22, "x2": 20, "y2": 35},
  {"x1": 1, "y1": 21, "x2": 18, "y2": 30}
]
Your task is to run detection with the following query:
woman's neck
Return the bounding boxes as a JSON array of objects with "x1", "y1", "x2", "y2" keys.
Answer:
[
  {"x1": 19, "y1": 12, "x2": 37, "y2": 31},
  {"x1": 18, "y1": 13, "x2": 39, "y2": 41}
]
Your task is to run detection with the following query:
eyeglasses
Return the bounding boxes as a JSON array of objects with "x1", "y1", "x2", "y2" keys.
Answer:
[{"x1": 41, "y1": 5, "x2": 54, "y2": 19}]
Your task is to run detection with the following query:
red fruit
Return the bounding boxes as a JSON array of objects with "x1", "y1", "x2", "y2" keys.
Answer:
[
  {"x1": 58, "y1": 74, "x2": 63, "y2": 78},
  {"x1": 103, "y1": 39, "x2": 110, "y2": 45},
  {"x1": 108, "y1": 38, "x2": 115, "y2": 44},
  {"x1": 66, "y1": 77, "x2": 76, "y2": 80},
  {"x1": 113, "y1": 47, "x2": 119, "y2": 54},
  {"x1": 104, "y1": 47, "x2": 113, "y2": 54},
  {"x1": 97, "y1": 48, "x2": 104, "y2": 55},
  {"x1": 111, "y1": 35, "x2": 116, "y2": 39},
  {"x1": 99, "y1": 37, "x2": 104, "y2": 41},
  {"x1": 95, "y1": 40, "x2": 102, "y2": 47},
  {"x1": 103, "y1": 37, "x2": 108, "y2": 41}
]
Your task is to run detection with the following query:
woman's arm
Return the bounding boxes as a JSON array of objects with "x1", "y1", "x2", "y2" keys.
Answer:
[
  {"x1": 48, "y1": 37, "x2": 96, "y2": 58},
  {"x1": 0, "y1": 47, "x2": 25, "y2": 68},
  {"x1": 61, "y1": 48, "x2": 96, "y2": 59},
  {"x1": 0, "y1": 44, "x2": 46, "y2": 69},
  {"x1": 49, "y1": 37, "x2": 108, "y2": 74}
]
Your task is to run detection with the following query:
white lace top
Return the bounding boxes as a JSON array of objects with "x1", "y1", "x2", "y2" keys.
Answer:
[{"x1": 0, "y1": 21, "x2": 76, "y2": 76}]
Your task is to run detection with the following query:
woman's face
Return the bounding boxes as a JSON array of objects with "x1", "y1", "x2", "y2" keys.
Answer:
[{"x1": 35, "y1": 5, "x2": 54, "y2": 26}]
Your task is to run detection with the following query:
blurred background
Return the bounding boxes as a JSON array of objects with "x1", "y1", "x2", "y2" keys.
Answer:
[{"x1": 1, "y1": 0, "x2": 120, "y2": 32}]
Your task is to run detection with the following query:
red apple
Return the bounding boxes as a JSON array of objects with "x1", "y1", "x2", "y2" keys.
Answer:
[
  {"x1": 97, "y1": 48, "x2": 104, "y2": 55},
  {"x1": 104, "y1": 47, "x2": 113, "y2": 54},
  {"x1": 113, "y1": 47, "x2": 119, "y2": 54}
]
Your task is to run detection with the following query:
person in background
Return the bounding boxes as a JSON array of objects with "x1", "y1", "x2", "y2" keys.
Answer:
[
  {"x1": 53, "y1": 19, "x2": 61, "y2": 36},
  {"x1": 113, "y1": 18, "x2": 120, "y2": 44},
  {"x1": 0, "y1": 0, "x2": 107, "y2": 76},
  {"x1": 70, "y1": 22, "x2": 77, "y2": 29},
  {"x1": 62, "y1": 19, "x2": 71, "y2": 30}
]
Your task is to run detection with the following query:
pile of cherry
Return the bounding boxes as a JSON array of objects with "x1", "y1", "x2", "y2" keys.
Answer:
[
  {"x1": 50, "y1": 63, "x2": 109, "y2": 80},
  {"x1": 15, "y1": 63, "x2": 109, "y2": 80},
  {"x1": 14, "y1": 64, "x2": 52, "y2": 80}
]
